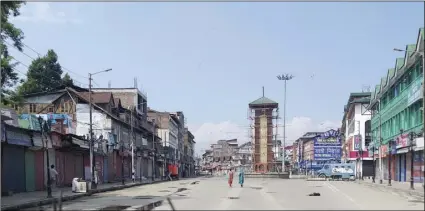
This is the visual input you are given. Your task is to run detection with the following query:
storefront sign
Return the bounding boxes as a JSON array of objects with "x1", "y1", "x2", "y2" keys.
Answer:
[
  {"x1": 353, "y1": 135, "x2": 361, "y2": 151},
  {"x1": 314, "y1": 137, "x2": 340, "y2": 146},
  {"x1": 396, "y1": 133, "x2": 409, "y2": 149},
  {"x1": 415, "y1": 137, "x2": 424, "y2": 150},
  {"x1": 407, "y1": 78, "x2": 423, "y2": 106},
  {"x1": 313, "y1": 146, "x2": 341, "y2": 160}
]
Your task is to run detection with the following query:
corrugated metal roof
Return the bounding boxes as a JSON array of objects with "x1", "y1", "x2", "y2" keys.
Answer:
[
  {"x1": 24, "y1": 93, "x2": 65, "y2": 104},
  {"x1": 78, "y1": 92, "x2": 113, "y2": 104}
]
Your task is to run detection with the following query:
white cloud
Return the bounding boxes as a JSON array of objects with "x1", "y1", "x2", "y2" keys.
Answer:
[
  {"x1": 12, "y1": 3, "x2": 82, "y2": 24},
  {"x1": 189, "y1": 116, "x2": 340, "y2": 155}
]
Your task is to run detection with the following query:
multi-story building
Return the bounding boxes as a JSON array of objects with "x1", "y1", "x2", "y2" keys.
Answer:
[
  {"x1": 341, "y1": 92, "x2": 372, "y2": 178},
  {"x1": 170, "y1": 112, "x2": 185, "y2": 177},
  {"x1": 211, "y1": 139, "x2": 238, "y2": 170},
  {"x1": 201, "y1": 149, "x2": 213, "y2": 171},
  {"x1": 234, "y1": 142, "x2": 253, "y2": 172},
  {"x1": 184, "y1": 128, "x2": 196, "y2": 177},
  {"x1": 147, "y1": 109, "x2": 180, "y2": 171},
  {"x1": 12, "y1": 85, "x2": 156, "y2": 186},
  {"x1": 368, "y1": 27, "x2": 424, "y2": 184},
  {"x1": 92, "y1": 88, "x2": 148, "y2": 117},
  {"x1": 293, "y1": 132, "x2": 323, "y2": 170}
]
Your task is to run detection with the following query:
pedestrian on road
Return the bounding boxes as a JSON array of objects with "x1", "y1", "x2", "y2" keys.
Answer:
[
  {"x1": 50, "y1": 165, "x2": 59, "y2": 190},
  {"x1": 228, "y1": 168, "x2": 234, "y2": 188},
  {"x1": 238, "y1": 169, "x2": 245, "y2": 187}
]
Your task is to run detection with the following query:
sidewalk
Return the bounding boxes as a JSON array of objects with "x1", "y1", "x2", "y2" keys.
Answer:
[
  {"x1": 1, "y1": 178, "x2": 166, "y2": 211},
  {"x1": 358, "y1": 178, "x2": 424, "y2": 197}
]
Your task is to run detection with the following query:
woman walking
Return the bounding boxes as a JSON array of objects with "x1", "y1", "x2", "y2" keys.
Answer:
[
  {"x1": 228, "y1": 168, "x2": 234, "y2": 188},
  {"x1": 238, "y1": 169, "x2": 245, "y2": 187}
]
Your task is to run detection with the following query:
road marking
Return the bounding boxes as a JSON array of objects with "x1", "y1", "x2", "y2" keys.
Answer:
[{"x1": 324, "y1": 182, "x2": 363, "y2": 209}]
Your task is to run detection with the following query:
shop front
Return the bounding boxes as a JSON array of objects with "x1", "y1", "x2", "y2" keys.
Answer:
[{"x1": 2, "y1": 125, "x2": 33, "y2": 194}]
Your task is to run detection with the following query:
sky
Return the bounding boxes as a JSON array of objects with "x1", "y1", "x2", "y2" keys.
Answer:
[{"x1": 8, "y1": 2, "x2": 424, "y2": 155}]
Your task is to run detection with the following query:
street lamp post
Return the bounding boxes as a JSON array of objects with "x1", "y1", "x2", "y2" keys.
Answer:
[
  {"x1": 277, "y1": 74, "x2": 294, "y2": 173},
  {"x1": 88, "y1": 68, "x2": 112, "y2": 190},
  {"x1": 408, "y1": 132, "x2": 417, "y2": 190}
]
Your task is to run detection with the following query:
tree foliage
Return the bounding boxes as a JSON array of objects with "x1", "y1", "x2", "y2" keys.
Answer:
[
  {"x1": 62, "y1": 73, "x2": 74, "y2": 87},
  {"x1": 1, "y1": 1, "x2": 25, "y2": 104},
  {"x1": 18, "y1": 49, "x2": 64, "y2": 95}
]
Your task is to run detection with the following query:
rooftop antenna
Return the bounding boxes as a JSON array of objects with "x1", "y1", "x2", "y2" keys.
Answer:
[
  {"x1": 134, "y1": 77, "x2": 138, "y2": 89},
  {"x1": 262, "y1": 86, "x2": 265, "y2": 97},
  {"x1": 108, "y1": 81, "x2": 111, "y2": 88},
  {"x1": 362, "y1": 85, "x2": 371, "y2": 92}
]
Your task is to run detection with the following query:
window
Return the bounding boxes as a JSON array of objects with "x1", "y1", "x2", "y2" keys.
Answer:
[
  {"x1": 48, "y1": 107, "x2": 54, "y2": 113},
  {"x1": 12, "y1": 104, "x2": 19, "y2": 111},
  {"x1": 59, "y1": 102, "x2": 70, "y2": 113},
  {"x1": 323, "y1": 165, "x2": 329, "y2": 170},
  {"x1": 29, "y1": 104, "x2": 37, "y2": 113}
]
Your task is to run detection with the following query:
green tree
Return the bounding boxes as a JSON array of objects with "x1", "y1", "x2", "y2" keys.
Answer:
[
  {"x1": 18, "y1": 49, "x2": 64, "y2": 95},
  {"x1": 62, "y1": 73, "x2": 74, "y2": 87},
  {"x1": 1, "y1": 1, "x2": 26, "y2": 104}
]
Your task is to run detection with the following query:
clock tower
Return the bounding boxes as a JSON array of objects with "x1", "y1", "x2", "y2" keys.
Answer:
[{"x1": 248, "y1": 87, "x2": 279, "y2": 173}]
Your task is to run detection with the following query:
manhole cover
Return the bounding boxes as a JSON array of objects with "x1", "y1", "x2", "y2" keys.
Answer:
[
  {"x1": 176, "y1": 194, "x2": 187, "y2": 197},
  {"x1": 169, "y1": 186, "x2": 177, "y2": 188},
  {"x1": 159, "y1": 190, "x2": 170, "y2": 192},
  {"x1": 133, "y1": 196, "x2": 154, "y2": 199},
  {"x1": 228, "y1": 197, "x2": 239, "y2": 199},
  {"x1": 250, "y1": 187, "x2": 262, "y2": 190},
  {"x1": 266, "y1": 191, "x2": 276, "y2": 194},
  {"x1": 98, "y1": 205, "x2": 131, "y2": 211}
]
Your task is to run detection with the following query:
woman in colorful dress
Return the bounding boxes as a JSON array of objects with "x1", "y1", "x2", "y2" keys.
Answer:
[
  {"x1": 228, "y1": 168, "x2": 234, "y2": 187},
  {"x1": 238, "y1": 169, "x2": 245, "y2": 187}
]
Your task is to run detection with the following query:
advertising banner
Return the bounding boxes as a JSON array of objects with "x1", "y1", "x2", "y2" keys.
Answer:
[{"x1": 354, "y1": 135, "x2": 361, "y2": 151}]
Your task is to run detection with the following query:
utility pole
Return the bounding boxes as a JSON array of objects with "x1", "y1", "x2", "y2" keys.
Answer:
[
  {"x1": 277, "y1": 74, "x2": 294, "y2": 173},
  {"x1": 152, "y1": 120, "x2": 156, "y2": 181},
  {"x1": 38, "y1": 117, "x2": 52, "y2": 198},
  {"x1": 88, "y1": 72, "x2": 95, "y2": 190},
  {"x1": 121, "y1": 139, "x2": 125, "y2": 185},
  {"x1": 130, "y1": 106, "x2": 135, "y2": 183},
  {"x1": 378, "y1": 99, "x2": 383, "y2": 184},
  {"x1": 88, "y1": 68, "x2": 111, "y2": 190}
]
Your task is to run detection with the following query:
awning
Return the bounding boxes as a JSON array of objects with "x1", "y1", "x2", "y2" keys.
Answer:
[{"x1": 71, "y1": 137, "x2": 89, "y2": 149}]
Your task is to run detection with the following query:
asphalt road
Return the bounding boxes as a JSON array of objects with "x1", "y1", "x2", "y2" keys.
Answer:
[
  {"x1": 155, "y1": 177, "x2": 424, "y2": 210},
  {"x1": 31, "y1": 179, "x2": 200, "y2": 211},
  {"x1": 32, "y1": 177, "x2": 424, "y2": 210}
]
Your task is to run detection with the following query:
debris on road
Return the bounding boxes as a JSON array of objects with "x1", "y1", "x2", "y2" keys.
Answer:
[{"x1": 308, "y1": 192, "x2": 321, "y2": 196}]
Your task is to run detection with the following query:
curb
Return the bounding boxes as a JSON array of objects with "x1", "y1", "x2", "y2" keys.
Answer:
[
  {"x1": 1, "y1": 180, "x2": 168, "y2": 211},
  {"x1": 357, "y1": 181, "x2": 425, "y2": 198}
]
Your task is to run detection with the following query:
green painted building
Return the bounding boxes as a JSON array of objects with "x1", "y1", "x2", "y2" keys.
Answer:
[{"x1": 368, "y1": 27, "x2": 424, "y2": 183}]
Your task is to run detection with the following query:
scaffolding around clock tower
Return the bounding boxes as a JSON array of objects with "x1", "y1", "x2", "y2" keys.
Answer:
[{"x1": 247, "y1": 87, "x2": 280, "y2": 173}]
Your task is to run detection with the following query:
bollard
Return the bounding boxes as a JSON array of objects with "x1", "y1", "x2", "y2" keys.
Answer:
[{"x1": 58, "y1": 190, "x2": 63, "y2": 211}]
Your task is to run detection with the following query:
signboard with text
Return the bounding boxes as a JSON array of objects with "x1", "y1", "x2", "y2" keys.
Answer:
[
  {"x1": 313, "y1": 129, "x2": 342, "y2": 160},
  {"x1": 353, "y1": 135, "x2": 361, "y2": 151},
  {"x1": 314, "y1": 146, "x2": 341, "y2": 160},
  {"x1": 407, "y1": 78, "x2": 423, "y2": 106}
]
